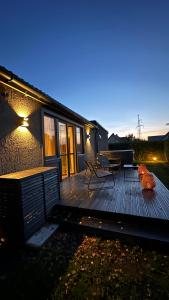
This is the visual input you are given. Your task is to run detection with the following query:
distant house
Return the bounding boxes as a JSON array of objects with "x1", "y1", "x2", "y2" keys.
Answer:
[
  {"x1": 148, "y1": 132, "x2": 169, "y2": 142},
  {"x1": 163, "y1": 132, "x2": 169, "y2": 141},
  {"x1": 108, "y1": 133, "x2": 127, "y2": 144}
]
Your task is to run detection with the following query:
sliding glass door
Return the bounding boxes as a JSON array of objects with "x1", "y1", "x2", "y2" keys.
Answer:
[
  {"x1": 58, "y1": 123, "x2": 76, "y2": 177},
  {"x1": 58, "y1": 122, "x2": 68, "y2": 177},
  {"x1": 68, "y1": 126, "x2": 76, "y2": 175},
  {"x1": 44, "y1": 115, "x2": 82, "y2": 178}
]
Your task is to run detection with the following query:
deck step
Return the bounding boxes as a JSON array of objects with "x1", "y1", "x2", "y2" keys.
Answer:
[
  {"x1": 62, "y1": 216, "x2": 169, "y2": 247},
  {"x1": 54, "y1": 204, "x2": 169, "y2": 227},
  {"x1": 26, "y1": 223, "x2": 59, "y2": 248}
]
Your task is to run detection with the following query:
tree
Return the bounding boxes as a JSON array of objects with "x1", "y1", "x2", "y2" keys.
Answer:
[{"x1": 125, "y1": 133, "x2": 136, "y2": 142}]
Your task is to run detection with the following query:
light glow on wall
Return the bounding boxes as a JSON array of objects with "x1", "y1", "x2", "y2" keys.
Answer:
[
  {"x1": 16, "y1": 125, "x2": 30, "y2": 135},
  {"x1": 86, "y1": 129, "x2": 91, "y2": 143}
]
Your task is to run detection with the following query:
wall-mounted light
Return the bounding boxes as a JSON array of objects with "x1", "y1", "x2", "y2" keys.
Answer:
[
  {"x1": 20, "y1": 117, "x2": 29, "y2": 127},
  {"x1": 86, "y1": 133, "x2": 91, "y2": 140},
  {"x1": 99, "y1": 134, "x2": 102, "y2": 139}
]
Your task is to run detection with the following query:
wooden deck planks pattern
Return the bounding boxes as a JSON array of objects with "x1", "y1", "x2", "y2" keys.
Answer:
[{"x1": 57, "y1": 170, "x2": 169, "y2": 221}]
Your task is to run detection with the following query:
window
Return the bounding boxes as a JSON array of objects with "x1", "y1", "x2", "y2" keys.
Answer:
[
  {"x1": 58, "y1": 122, "x2": 67, "y2": 155},
  {"x1": 44, "y1": 115, "x2": 56, "y2": 156},
  {"x1": 76, "y1": 127, "x2": 83, "y2": 153},
  {"x1": 58, "y1": 122, "x2": 68, "y2": 176}
]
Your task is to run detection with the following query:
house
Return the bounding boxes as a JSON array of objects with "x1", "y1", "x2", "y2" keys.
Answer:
[
  {"x1": 108, "y1": 133, "x2": 127, "y2": 144},
  {"x1": 0, "y1": 66, "x2": 108, "y2": 179},
  {"x1": 148, "y1": 132, "x2": 169, "y2": 142}
]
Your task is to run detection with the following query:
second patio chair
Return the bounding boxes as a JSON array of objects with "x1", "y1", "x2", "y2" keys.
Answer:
[
  {"x1": 85, "y1": 160, "x2": 115, "y2": 191},
  {"x1": 97, "y1": 154, "x2": 121, "y2": 171}
]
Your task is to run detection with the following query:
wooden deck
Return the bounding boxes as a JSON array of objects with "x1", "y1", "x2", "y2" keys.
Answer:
[{"x1": 56, "y1": 169, "x2": 169, "y2": 222}]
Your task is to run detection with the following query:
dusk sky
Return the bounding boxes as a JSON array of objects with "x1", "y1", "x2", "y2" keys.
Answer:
[{"x1": 1, "y1": 0, "x2": 169, "y2": 139}]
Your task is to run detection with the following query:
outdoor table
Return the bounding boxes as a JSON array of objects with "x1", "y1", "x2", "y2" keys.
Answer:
[{"x1": 123, "y1": 164, "x2": 139, "y2": 181}]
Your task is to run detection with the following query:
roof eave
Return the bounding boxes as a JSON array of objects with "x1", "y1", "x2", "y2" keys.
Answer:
[{"x1": 0, "y1": 65, "x2": 92, "y2": 125}]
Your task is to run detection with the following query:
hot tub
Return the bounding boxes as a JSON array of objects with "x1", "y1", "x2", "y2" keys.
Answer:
[{"x1": 100, "y1": 150, "x2": 134, "y2": 165}]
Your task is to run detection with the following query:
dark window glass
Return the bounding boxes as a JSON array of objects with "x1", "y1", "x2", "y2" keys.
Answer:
[{"x1": 76, "y1": 127, "x2": 83, "y2": 153}]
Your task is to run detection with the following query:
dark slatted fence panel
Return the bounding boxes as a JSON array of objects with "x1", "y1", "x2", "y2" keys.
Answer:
[
  {"x1": 21, "y1": 175, "x2": 45, "y2": 240},
  {"x1": 0, "y1": 180, "x2": 22, "y2": 244},
  {"x1": 0, "y1": 167, "x2": 60, "y2": 244},
  {"x1": 43, "y1": 168, "x2": 60, "y2": 217}
]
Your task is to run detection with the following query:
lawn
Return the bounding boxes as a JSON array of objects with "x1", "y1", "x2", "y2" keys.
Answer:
[
  {"x1": 0, "y1": 229, "x2": 169, "y2": 300},
  {"x1": 145, "y1": 162, "x2": 169, "y2": 190},
  {"x1": 134, "y1": 162, "x2": 169, "y2": 190}
]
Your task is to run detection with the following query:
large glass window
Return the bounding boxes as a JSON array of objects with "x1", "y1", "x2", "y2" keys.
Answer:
[
  {"x1": 44, "y1": 115, "x2": 56, "y2": 156},
  {"x1": 68, "y1": 126, "x2": 75, "y2": 174},
  {"x1": 76, "y1": 127, "x2": 83, "y2": 153},
  {"x1": 59, "y1": 122, "x2": 68, "y2": 176},
  {"x1": 59, "y1": 122, "x2": 67, "y2": 155}
]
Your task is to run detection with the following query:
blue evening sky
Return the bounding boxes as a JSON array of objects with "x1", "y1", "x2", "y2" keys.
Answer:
[{"x1": 1, "y1": 0, "x2": 169, "y2": 138}]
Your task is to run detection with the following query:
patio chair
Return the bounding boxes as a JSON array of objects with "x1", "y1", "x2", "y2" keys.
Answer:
[
  {"x1": 84, "y1": 160, "x2": 115, "y2": 190},
  {"x1": 97, "y1": 154, "x2": 121, "y2": 172}
]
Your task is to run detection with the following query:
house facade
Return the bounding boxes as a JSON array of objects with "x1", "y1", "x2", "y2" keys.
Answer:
[
  {"x1": 0, "y1": 66, "x2": 108, "y2": 179},
  {"x1": 148, "y1": 133, "x2": 169, "y2": 142},
  {"x1": 108, "y1": 133, "x2": 128, "y2": 144}
]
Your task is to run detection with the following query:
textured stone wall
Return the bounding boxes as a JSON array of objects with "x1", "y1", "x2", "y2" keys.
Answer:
[
  {"x1": 97, "y1": 127, "x2": 108, "y2": 152},
  {"x1": 0, "y1": 84, "x2": 43, "y2": 175},
  {"x1": 84, "y1": 126, "x2": 108, "y2": 162},
  {"x1": 84, "y1": 126, "x2": 96, "y2": 162}
]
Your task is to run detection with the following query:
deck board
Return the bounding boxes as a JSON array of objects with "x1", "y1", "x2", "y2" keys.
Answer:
[{"x1": 56, "y1": 170, "x2": 169, "y2": 221}]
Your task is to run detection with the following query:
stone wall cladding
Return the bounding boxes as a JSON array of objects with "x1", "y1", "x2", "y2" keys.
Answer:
[
  {"x1": 98, "y1": 127, "x2": 108, "y2": 151},
  {"x1": 84, "y1": 126, "x2": 96, "y2": 162},
  {"x1": 0, "y1": 84, "x2": 43, "y2": 175}
]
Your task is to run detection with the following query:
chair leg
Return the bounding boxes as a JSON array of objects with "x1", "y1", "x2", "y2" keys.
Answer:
[{"x1": 87, "y1": 171, "x2": 94, "y2": 190}]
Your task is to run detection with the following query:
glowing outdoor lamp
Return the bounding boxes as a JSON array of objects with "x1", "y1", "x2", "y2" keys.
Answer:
[
  {"x1": 152, "y1": 156, "x2": 157, "y2": 161},
  {"x1": 141, "y1": 172, "x2": 156, "y2": 190},
  {"x1": 20, "y1": 117, "x2": 29, "y2": 127},
  {"x1": 86, "y1": 133, "x2": 91, "y2": 140}
]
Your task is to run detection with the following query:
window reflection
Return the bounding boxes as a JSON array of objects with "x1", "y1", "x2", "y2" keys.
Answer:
[
  {"x1": 60, "y1": 155, "x2": 68, "y2": 176},
  {"x1": 59, "y1": 122, "x2": 68, "y2": 176},
  {"x1": 59, "y1": 123, "x2": 67, "y2": 155},
  {"x1": 68, "y1": 126, "x2": 75, "y2": 174},
  {"x1": 68, "y1": 126, "x2": 74, "y2": 153},
  {"x1": 76, "y1": 127, "x2": 83, "y2": 153},
  {"x1": 44, "y1": 115, "x2": 56, "y2": 156}
]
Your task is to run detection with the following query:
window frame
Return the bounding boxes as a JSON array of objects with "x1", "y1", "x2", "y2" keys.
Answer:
[
  {"x1": 43, "y1": 114, "x2": 57, "y2": 158},
  {"x1": 76, "y1": 126, "x2": 84, "y2": 154}
]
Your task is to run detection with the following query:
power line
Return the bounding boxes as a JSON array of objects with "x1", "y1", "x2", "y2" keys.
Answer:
[{"x1": 136, "y1": 114, "x2": 144, "y2": 139}]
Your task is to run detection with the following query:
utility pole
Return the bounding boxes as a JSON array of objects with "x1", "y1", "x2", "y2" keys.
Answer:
[{"x1": 136, "y1": 114, "x2": 144, "y2": 140}]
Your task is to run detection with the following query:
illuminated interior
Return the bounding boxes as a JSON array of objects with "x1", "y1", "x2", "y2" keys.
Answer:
[
  {"x1": 44, "y1": 117, "x2": 84, "y2": 177},
  {"x1": 59, "y1": 122, "x2": 68, "y2": 176},
  {"x1": 68, "y1": 126, "x2": 75, "y2": 175},
  {"x1": 44, "y1": 115, "x2": 56, "y2": 156}
]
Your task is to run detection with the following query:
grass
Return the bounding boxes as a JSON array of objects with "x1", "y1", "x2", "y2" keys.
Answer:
[
  {"x1": 135, "y1": 161, "x2": 169, "y2": 190},
  {"x1": 52, "y1": 236, "x2": 169, "y2": 300},
  {"x1": 0, "y1": 229, "x2": 169, "y2": 300}
]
